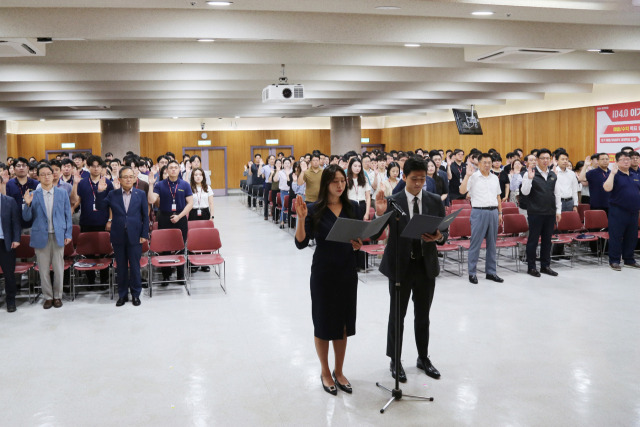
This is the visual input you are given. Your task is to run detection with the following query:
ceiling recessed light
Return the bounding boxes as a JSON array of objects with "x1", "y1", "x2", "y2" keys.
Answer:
[
  {"x1": 472, "y1": 11, "x2": 494, "y2": 16},
  {"x1": 235, "y1": 116, "x2": 240, "y2": 118},
  {"x1": 376, "y1": 6, "x2": 401, "y2": 10},
  {"x1": 197, "y1": 39, "x2": 215, "y2": 42},
  {"x1": 587, "y1": 49, "x2": 600, "y2": 52},
  {"x1": 206, "y1": 1, "x2": 233, "y2": 5},
  {"x1": 404, "y1": 43, "x2": 421, "y2": 47},
  {"x1": 40, "y1": 118, "x2": 45, "y2": 121},
  {"x1": 172, "y1": 117, "x2": 179, "y2": 119}
]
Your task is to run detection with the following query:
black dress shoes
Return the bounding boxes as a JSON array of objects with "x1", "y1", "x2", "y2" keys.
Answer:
[
  {"x1": 540, "y1": 266, "x2": 558, "y2": 276},
  {"x1": 332, "y1": 371, "x2": 352, "y2": 394},
  {"x1": 390, "y1": 360, "x2": 407, "y2": 383},
  {"x1": 416, "y1": 356, "x2": 441, "y2": 379},
  {"x1": 201, "y1": 266, "x2": 210, "y2": 272},
  {"x1": 527, "y1": 268, "x2": 541, "y2": 277},
  {"x1": 6, "y1": 304, "x2": 16, "y2": 313},
  {"x1": 132, "y1": 296, "x2": 141, "y2": 306},
  {"x1": 486, "y1": 274, "x2": 504, "y2": 283},
  {"x1": 469, "y1": 275, "x2": 478, "y2": 284},
  {"x1": 116, "y1": 297, "x2": 128, "y2": 307},
  {"x1": 321, "y1": 376, "x2": 337, "y2": 395}
]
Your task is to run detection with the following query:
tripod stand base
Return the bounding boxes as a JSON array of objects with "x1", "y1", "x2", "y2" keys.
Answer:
[{"x1": 376, "y1": 382, "x2": 434, "y2": 414}]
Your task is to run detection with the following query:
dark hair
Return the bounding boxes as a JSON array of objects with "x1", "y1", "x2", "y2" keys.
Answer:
[
  {"x1": 61, "y1": 158, "x2": 74, "y2": 167},
  {"x1": 311, "y1": 165, "x2": 355, "y2": 232},
  {"x1": 28, "y1": 161, "x2": 39, "y2": 171},
  {"x1": 157, "y1": 155, "x2": 168, "y2": 163},
  {"x1": 630, "y1": 151, "x2": 640, "y2": 158},
  {"x1": 537, "y1": 149, "x2": 552, "y2": 158},
  {"x1": 158, "y1": 165, "x2": 169, "y2": 180},
  {"x1": 425, "y1": 159, "x2": 444, "y2": 192},
  {"x1": 574, "y1": 161, "x2": 585, "y2": 172},
  {"x1": 254, "y1": 153, "x2": 262, "y2": 159},
  {"x1": 110, "y1": 158, "x2": 121, "y2": 165},
  {"x1": 183, "y1": 153, "x2": 190, "y2": 159},
  {"x1": 387, "y1": 161, "x2": 400, "y2": 178},
  {"x1": 597, "y1": 152, "x2": 609, "y2": 160},
  {"x1": 453, "y1": 149, "x2": 464, "y2": 156},
  {"x1": 292, "y1": 161, "x2": 301, "y2": 175},
  {"x1": 190, "y1": 155, "x2": 202, "y2": 164},
  {"x1": 190, "y1": 167, "x2": 210, "y2": 193},
  {"x1": 165, "y1": 151, "x2": 176, "y2": 159},
  {"x1": 14, "y1": 157, "x2": 29, "y2": 167},
  {"x1": 491, "y1": 154, "x2": 502, "y2": 163},
  {"x1": 428, "y1": 150, "x2": 441, "y2": 159},
  {"x1": 621, "y1": 146, "x2": 634, "y2": 152},
  {"x1": 311, "y1": 153, "x2": 320, "y2": 161},
  {"x1": 104, "y1": 152, "x2": 113, "y2": 157},
  {"x1": 403, "y1": 157, "x2": 428, "y2": 177},
  {"x1": 615, "y1": 151, "x2": 630, "y2": 161},
  {"x1": 478, "y1": 153, "x2": 493, "y2": 162},
  {"x1": 347, "y1": 158, "x2": 366, "y2": 189},
  {"x1": 167, "y1": 159, "x2": 180, "y2": 168},
  {"x1": 118, "y1": 166, "x2": 133, "y2": 178},
  {"x1": 37, "y1": 163, "x2": 53, "y2": 175},
  {"x1": 87, "y1": 155, "x2": 103, "y2": 168},
  {"x1": 72, "y1": 153, "x2": 86, "y2": 161},
  {"x1": 590, "y1": 153, "x2": 600, "y2": 160},
  {"x1": 49, "y1": 159, "x2": 62, "y2": 169},
  {"x1": 555, "y1": 150, "x2": 569, "y2": 160}
]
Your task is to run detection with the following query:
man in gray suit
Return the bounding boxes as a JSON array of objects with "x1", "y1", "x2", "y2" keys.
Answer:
[{"x1": 374, "y1": 157, "x2": 448, "y2": 383}]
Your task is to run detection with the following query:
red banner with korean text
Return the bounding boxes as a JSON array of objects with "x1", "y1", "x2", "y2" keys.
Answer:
[{"x1": 596, "y1": 101, "x2": 640, "y2": 161}]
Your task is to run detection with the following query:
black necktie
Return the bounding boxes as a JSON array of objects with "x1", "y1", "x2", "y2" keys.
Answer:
[{"x1": 412, "y1": 196, "x2": 421, "y2": 259}]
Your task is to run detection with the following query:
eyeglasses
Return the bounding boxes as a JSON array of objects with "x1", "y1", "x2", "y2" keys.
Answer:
[{"x1": 120, "y1": 175, "x2": 135, "y2": 179}]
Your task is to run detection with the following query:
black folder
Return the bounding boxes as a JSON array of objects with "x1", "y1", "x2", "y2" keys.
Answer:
[
  {"x1": 326, "y1": 212, "x2": 393, "y2": 243},
  {"x1": 400, "y1": 208, "x2": 462, "y2": 238}
]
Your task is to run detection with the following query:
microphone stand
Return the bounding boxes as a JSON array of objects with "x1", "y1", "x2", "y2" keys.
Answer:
[{"x1": 376, "y1": 199, "x2": 434, "y2": 413}]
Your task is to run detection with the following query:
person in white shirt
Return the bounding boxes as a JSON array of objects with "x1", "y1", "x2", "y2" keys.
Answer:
[
  {"x1": 346, "y1": 158, "x2": 371, "y2": 220},
  {"x1": 372, "y1": 156, "x2": 388, "y2": 193},
  {"x1": 273, "y1": 158, "x2": 292, "y2": 228},
  {"x1": 188, "y1": 167, "x2": 214, "y2": 223},
  {"x1": 362, "y1": 155, "x2": 376, "y2": 190},
  {"x1": 378, "y1": 161, "x2": 401, "y2": 197},
  {"x1": 554, "y1": 151, "x2": 579, "y2": 213},
  {"x1": 459, "y1": 153, "x2": 504, "y2": 284}
]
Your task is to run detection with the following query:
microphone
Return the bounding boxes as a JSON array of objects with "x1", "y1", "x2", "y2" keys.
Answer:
[{"x1": 388, "y1": 199, "x2": 407, "y2": 216}]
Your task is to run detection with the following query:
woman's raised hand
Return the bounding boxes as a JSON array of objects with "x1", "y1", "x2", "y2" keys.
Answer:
[
  {"x1": 295, "y1": 195, "x2": 307, "y2": 218},
  {"x1": 375, "y1": 191, "x2": 387, "y2": 217}
]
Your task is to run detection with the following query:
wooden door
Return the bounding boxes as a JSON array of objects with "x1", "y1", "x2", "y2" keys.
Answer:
[{"x1": 208, "y1": 149, "x2": 227, "y2": 196}]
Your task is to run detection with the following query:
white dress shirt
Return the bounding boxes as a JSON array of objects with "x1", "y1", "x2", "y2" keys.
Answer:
[
  {"x1": 405, "y1": 188, "x2": 422, "y2": 219},
  {"x1": 467, "y1": 170, "x2": 500, "y2": 208},
  {"x1": 554, "y1": 166, "x2": 579, "y2": 207}
]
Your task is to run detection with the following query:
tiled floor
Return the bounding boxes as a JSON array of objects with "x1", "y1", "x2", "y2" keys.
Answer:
[{"x1": 1, "y1": 195, "x2": 639, "y2": 426}]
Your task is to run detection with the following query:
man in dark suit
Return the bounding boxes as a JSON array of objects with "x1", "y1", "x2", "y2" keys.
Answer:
[
  {"x1": 374, "y1": 157, "x2": 448, "y2": 383},
  {"x1": 0, "y1": 176, "x2": 22, "y2": 313},
  {"x1": 96, "y1": 166, "x2": 149, "y2": 307}
]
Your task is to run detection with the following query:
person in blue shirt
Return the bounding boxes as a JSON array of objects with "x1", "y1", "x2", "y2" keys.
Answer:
[
  {"x1": 0, "y1": 176, "x2": 22, "y2": 313},
  {"x1": 579, "y1": 153, "x2": 611, "y2": 215},
  {"x1": 603, "y1": 151, "x2": 640, "y2": 271},
  {"x1": 148, "y1": 160, "x2": 193, "y2": 283},
  {"x1": 72, "y1": 153, "x2": 91, "y2": 180},
  {"x1": 5, "y1": 157, "x2": 39, "y2": 230},
  {"x1": 77, "y1": 155, "x2": 113, "y2": 285}
]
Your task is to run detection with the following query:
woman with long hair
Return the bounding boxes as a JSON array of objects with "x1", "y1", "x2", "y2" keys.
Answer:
[
  {"x1": 273, "y1": 158, "x2": 292, "y2": 228},
  {"x1": 188, "y1": 167, "x2": 214, "y2": 222},
  {"x1": 295, "y1": 165, "x2": 364, "y2": 396},
  {"x1": 426, "y1": 159, "x2": 448, "y2": 202},
  {"x1": 346, "y1": 158, "x2": 371, "y2": 220},
  {"x1": 505, "y1": 158, "x2": 524, "y2": 204},
  {"x1": 378, "y1": 161, "x2": 401, "y2": 197}
]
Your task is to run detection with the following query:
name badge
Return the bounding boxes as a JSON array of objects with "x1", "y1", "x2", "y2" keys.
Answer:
[
  {"x1": 93, "y1": 203, "x2": 97, "y2": 211},
  {"x1": 171, "y1": 203, "x2": 177, "y2": 212},
  {"x1": 197, "y1": 209, "x2": 202, "y2": 216}
]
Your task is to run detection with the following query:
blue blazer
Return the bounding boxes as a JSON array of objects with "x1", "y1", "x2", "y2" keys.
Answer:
[
  {"x1": 0, "y1": 194, "x2": 22, "y2": 251},
  {"x1": 96, "y1": 188, "x2": 149, "y2": 246},
  {"x1": 22, "y1": 187, "x2": 73, "y2": 249}
]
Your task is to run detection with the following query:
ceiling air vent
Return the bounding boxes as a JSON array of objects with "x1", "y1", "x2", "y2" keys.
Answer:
[
  {"x1": 466, "y1": 47, "x2": 573, "y2": 64},
  {"x1": 0, "y1": 38, "x2": 46, "y2": 57}
]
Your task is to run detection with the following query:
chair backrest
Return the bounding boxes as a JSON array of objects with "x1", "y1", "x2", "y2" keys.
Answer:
[
  {"x1": 276, "y1": 194, "x2": 282, "y2": 208},
  {"x1": 187, "y1": 227, "x2": 221, "y2": 252},
  {"x1": 76, "y1": 231, "x2": 113, "y2": 256},
  {"x1": 502, "y1": 214, "x2": 529, "y2": 235},
  {"x1": 502, "y1": 207, "x2": 520, "y2": 216},
  {"x1": 584, "y1": 210, "x2": 608, "y2": 230},
  {"x1": 188, "y1": 220, "x2": 214, "y2": 230},
  {"x1": 72, "y1": 224, "x2": 81, "y2": 245},
  {"x1": 15, "y1": 234, "x2": 35, "y2": 259},
  {"x1": 501, "y1": 202, "x2": 517, "y2": 209},
  {"x1": 449, "y1": 216, "x2": 471, "y2": 239},
  {"x1": 63, "y1": 239, "x2": 74, "y2": 258},
  {"x1": 451, "y1": 199, "x2": 470, "y2": 206},
  {"x1": 557, "y1": 211, "x2": 584, "y2": 232},
  {"x1": 152, "y1": 221, "x2": 159, "y2": 231},
  {"x1": 284, "y1": 195, "x2": 290, "y2": 210},
  {"x1": 149, "y1": 228, "x2": 186, "y2": 253},
  {"x1": 577, "y1": 204, "x2": 590, "y2": 222},
  {"x1": 141, "y1": 240, "x2": 149, "y2": 253}
]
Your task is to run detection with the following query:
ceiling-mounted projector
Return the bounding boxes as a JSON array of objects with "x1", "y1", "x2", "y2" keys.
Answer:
[{"x1": 262, "y1": 84, "x2": 305, "y2": 103}]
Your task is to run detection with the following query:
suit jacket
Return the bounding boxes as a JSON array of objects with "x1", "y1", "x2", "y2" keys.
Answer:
[
  {"x1": 22, "y1": 187, "x2": 73, "y2": 249},
  {"x1": 96, "y1": 188, "x2": 149, "y2": 246},
  {"x1": 0, "y1": 194, "x2": 22, "y2": 251},
  {"x1": 376, "y1": 190, "x2": 447, "y2": 282}
]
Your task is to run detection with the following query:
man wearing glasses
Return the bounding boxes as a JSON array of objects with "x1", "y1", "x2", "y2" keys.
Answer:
[
  {"x1": 521, "y1": 148, "x2": 562, "y2": 278},
  {"x1": 5, "y1": 157, "x2": 39, "y2": 231},
  {"x1": 96, "y1": 166, "x2": 149, "y2": 306},
  {"x1": 603, "y1": 152, "x2": 640, "y2": 271}
]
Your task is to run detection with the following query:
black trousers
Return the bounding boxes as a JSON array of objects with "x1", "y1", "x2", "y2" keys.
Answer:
[
  {"x1": 157, "y1": 213, "x2": 188, "y2": 279},
  {"x1": 526, "y1": 214, "x2": 555, "y2": 270},
  {"x1": 188, "y1": 207, "x2": 211, "y2": 221},
  {"x1": 386, "y1": 259, "x2": 435, "y2": 360},
  {"x1": 263, "y1": 184, "x2": 272, "y2": 219},
  {"x1": 0, "y1": 241, "x2": 17, "y2": 305},
  {"x1": 80, "y1": 224, "x2": 109, "y2": 284}
]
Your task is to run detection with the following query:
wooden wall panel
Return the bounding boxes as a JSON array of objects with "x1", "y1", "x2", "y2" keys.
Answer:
[
  {"x1": 381, "y1": 107, "x2": 596, "y2": 163},
  {"x1": 9, "y1": 133, "x2": 101, "y2": 160}
]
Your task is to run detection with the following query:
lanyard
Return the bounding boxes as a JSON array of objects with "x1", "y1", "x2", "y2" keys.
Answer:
[
  {"x1": 195, "y1": 186, "x2": 203, "y2": 207},
  {"x1": 168, "y1": 179, "x2": 178, "y2": 201},
  {"x1": 90, "y1": 179, "x2": 99, "y2": 200},
  {"x1": 134, "y1": 178, "x2": 139, "y2": 189}
]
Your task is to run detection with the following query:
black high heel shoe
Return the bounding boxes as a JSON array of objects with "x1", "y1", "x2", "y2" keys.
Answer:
[
  {"x1": 332, "y1": 371, "x2": 352, "y2": 394},
  {"x1": 321, "y1": 375, "x2": 337, "y2": 395}
]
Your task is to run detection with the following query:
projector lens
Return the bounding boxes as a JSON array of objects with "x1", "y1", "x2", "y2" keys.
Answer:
[{"x1": 282, "y1": 88, "x2": 292, "y2": 98}]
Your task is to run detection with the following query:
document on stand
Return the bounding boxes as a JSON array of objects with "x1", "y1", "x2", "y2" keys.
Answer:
[
  {"x1": 326, "y1": 212, "x2": 393, "y2": 243},
  {"x1": 400, "y1": 208, "x2": 462, "y2": 238}
]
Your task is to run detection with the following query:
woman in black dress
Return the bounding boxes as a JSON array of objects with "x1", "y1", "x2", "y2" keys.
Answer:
[{"x1": 294, "y1": 165, "x2": 363, "y2": 395}]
